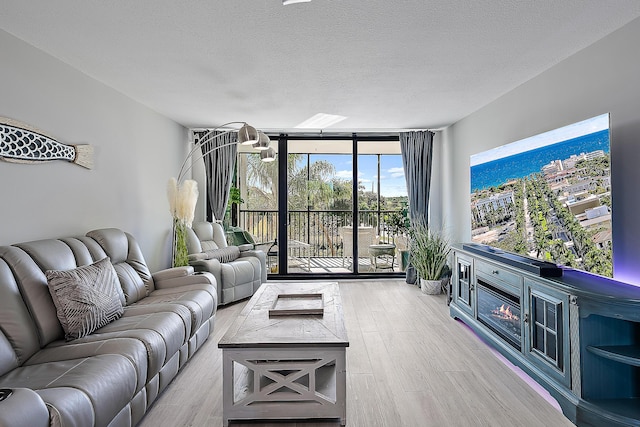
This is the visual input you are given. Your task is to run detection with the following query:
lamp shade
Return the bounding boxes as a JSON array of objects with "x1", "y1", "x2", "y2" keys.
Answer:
[
  {"x1": 238, "y1": 124, "x2": 259, "y2": 145},
  {"x1": 260, "y1": 147, "x2": 277, "y2": 162},
  {"x1": 253, "y1": 131, "x2": 271, "y2": 151}
]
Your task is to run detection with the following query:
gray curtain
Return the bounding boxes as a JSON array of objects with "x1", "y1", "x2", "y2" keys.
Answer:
[
  {"x1": 199, "y1": 130, "x2": 238, "y2": 221},
  {"x1": 400, "y1": 130, "x2": 434, "y2": 227}
]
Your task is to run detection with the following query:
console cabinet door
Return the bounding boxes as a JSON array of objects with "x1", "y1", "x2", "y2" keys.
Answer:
[
  {"x1": 453, "y1": 252, "x2": 474, "y2": 316},
  {"x1": 523, "y1": 278, "x2": 571, "y2": 387}
]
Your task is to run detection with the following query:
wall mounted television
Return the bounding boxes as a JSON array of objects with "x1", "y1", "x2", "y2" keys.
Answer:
[{"x1": 470, "y1": 113, "x2": 612, "y2": 277}]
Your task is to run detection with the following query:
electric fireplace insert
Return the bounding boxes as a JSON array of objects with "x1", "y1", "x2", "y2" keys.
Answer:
[{"x1": 476, "y1": 279, "x2": 522, "y2": 350}]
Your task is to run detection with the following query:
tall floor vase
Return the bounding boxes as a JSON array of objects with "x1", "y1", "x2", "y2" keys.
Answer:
[
  {"x1": 167, "y1": 178, "x2": 198, "y2": 268},
  {"x1": 173, "y1": 219, "x2": 189, "y2": 267}
]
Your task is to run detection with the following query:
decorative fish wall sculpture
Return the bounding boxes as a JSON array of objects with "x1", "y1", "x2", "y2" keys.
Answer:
[{"x1": 0, "y1": 117, "x2": 93, "y2": 169}]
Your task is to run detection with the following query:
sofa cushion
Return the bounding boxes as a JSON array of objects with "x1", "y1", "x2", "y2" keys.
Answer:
[
  {"x1": 192, "y1": 222, "x2": 228, "y2": 249},
  {"x1": 46, "y1": 257, "x2": 124, "y2": 341},
  {"x1": 2, "y1": 242, "x2": 73, "y2": 347},
  {"x1": 133, "y1": 285, "x2": 216, "y2": 335},
  {"x1": 0, "y1": 257, "x2": 41, "y2": 369},
  {"x1": 86, "y1": 228, "x2": 155, "y2": 303},
  {"x1": 96, "y1": 310, "x2": 186, "y2": 366},
  {"x1": 0, "y1": 354, "x2": 138, "y2": 427},
  {"x1": 27, "y1": 337, "x2": 149, "y2": 395}
]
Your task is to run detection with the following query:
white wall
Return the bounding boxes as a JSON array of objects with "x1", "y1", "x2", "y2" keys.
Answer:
[
  {"x1": 0, "y1": 30, "x2": 188, "y2": 272},
  {"x1": 437, "y1": 17, "x2": 640, "y2": 285}
]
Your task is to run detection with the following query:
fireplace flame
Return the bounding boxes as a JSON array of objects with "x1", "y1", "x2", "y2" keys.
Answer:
[{"x1": 491, "y1": 304, "x2": 519, "y2": 322}]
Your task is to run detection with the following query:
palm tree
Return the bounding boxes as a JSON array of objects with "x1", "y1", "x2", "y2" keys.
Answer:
[
  {"x1": 244, "y1": 152, "x2": 283, "y2": 209},
  {"x1": 242, "y1": 153, "x2": 345, "y2": 255},
  {"x1": 289, "y1": 158, "x2": 336, "y2": 210}
]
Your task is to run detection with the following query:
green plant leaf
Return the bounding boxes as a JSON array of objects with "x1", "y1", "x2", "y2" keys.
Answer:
[{"x1": 408, "y1": 222, "x2": 451, "y2": 281}]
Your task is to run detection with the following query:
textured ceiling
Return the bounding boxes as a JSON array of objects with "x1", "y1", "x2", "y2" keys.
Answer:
[{"x1": 1, "y1": 1, "x2": 640, "y2": 132}]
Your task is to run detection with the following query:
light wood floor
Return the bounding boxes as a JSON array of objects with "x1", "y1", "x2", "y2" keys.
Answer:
[{"x1": 139, "y1": 279, "x2": 575, "y2": 426}]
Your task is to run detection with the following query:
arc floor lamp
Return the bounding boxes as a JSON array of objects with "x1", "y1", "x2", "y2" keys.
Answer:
[{"x1": 169, "y1": 122, "x2": 276, "y2": 266}]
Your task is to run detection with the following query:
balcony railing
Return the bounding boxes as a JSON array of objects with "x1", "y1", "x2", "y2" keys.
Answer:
[{"x1": 237, "y1": 209, "x2": 405, "y2": 259}]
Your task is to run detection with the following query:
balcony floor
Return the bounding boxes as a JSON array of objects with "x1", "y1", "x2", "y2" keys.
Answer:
[{"x1": 285, "y1": 256, "x2": 399, "y2": 274}]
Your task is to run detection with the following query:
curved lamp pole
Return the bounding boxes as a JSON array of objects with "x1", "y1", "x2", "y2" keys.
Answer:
[{"x1": 177, "y1": 122, "x2": 275, "y2": 184}]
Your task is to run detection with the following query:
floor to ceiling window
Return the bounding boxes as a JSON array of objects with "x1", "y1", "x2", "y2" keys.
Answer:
[{"x1": 232, "y1": 134, "x2": 407, "y2": 277}]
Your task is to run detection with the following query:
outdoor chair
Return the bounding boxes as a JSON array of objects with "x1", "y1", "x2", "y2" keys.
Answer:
[{"x1": 339, "y1": 226, "x2": 378, "y2": 270}]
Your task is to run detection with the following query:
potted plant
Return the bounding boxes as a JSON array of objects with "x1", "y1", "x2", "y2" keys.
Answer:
[{"x1": 409, "y1": 222, "x2": 451, "y2": 294}]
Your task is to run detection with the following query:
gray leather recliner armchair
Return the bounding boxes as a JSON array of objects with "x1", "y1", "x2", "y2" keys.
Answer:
[{"x1": 186, "y1": 222, "x2": 266, "y2": 305}]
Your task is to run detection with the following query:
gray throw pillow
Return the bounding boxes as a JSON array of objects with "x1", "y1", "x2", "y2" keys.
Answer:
[
  {"x1": 46, "y1": 257, "x2": 125, "y2": 341},
  {"x1": 203, "y1": 246, "x2": 241, "y2": 263}
]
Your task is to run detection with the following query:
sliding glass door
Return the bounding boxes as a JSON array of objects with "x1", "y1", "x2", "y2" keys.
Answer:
[
  {"x1": 286, "y1": 151, "x2": 354, "y2": 273},
  {"x1": 357, "y1": 149, "x2": 409, "y2": 273},
  {"x1": 235, "y1": 134, "x2": 405, "y2": 277}
]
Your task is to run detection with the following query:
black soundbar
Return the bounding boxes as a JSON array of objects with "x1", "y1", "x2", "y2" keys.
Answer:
[{"x1": 462, "y1": 243, "x2": 563, "y2": 277}]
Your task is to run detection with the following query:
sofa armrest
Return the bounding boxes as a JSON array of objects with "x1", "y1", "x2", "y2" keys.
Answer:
[
  {"x1": 0, "y1": 388, "x2": 49, "y2": 427},
  {"x1": 239, "y1": 250, "x2": 267, "y2": 283},
  {"x1": 153, "y1": 267, "x2": 215, "y2": 290},
  {"x1": 152, "y1": 266, "x2": 194, "y2": 281},
  {"x1": 239, "y1": 249, "x2": 265, "y2": 260},
  {"x1": 188, "y1": 259, "x2": 223, "y2": 302},
  {"x1": 188, "y1": 258, "x2": 222, "y2": 274},
  {"x1": 237, "y1": 243, "x2": 254, "y2": 252},
  {"x1": 254, "y1": 242, "x2": 273, "y2": 252}
]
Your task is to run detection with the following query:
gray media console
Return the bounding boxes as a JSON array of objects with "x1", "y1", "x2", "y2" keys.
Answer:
[{"x1": 449, "y1": 245, "x2": 640, "y2": 426}]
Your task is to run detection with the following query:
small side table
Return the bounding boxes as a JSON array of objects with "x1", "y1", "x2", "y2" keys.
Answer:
[
  {"x1": 368, "y1": 244, "x2": 396, "y2": 271},
  {"x1": 267, "y1": 240, "x2": 279, "y2": 273}
]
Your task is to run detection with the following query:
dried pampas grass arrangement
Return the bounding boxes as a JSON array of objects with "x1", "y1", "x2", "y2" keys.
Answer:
[
  {"x1": 167, "y1": 177, "x2": 178, "y2": 219},
  {"x1": 167, "y1": 178, "x2": 199, "y2": 267},
  {"x1": 177, "y1": 179, "x2": 198, "y2": 227},
  {"x1": 167, "y1": 178, "x2": 199, "y2": 226}
]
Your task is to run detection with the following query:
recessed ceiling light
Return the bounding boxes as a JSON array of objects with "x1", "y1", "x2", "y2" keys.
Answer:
[
  {"x1": 294, "y1": 113, "x2": 347, "y2": 129},
  {"x1": 283, "y1": 0, "x2": 311, "y2": 5}
]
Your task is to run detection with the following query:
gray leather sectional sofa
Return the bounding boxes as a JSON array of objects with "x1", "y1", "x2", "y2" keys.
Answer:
[{"x1": 0, "y1": 228, "x2": 217, "y2": 427}]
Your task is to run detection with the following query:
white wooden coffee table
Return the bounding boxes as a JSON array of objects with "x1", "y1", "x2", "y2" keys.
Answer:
[
  {"x1": 219, "y1": 282, "x2": 349, "y2": 426},
  {"x1": 218, "y1": 282, "x2": 349, "y2": 427}
]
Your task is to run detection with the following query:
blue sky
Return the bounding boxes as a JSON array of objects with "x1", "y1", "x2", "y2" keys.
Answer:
[
  {"x1": 310, "y1": 154, "x2": 407, "y2": 197},
  {"x1": 470, "y1": 113, "x2": 610, "y2": 166}
]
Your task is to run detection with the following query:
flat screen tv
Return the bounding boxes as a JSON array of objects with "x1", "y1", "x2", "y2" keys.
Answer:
[{"x1": 470, "y1": 113, "x2": 612, "y2": 277}]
